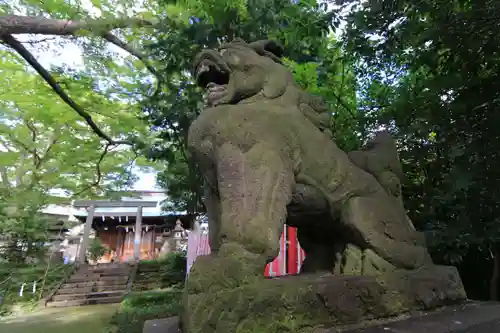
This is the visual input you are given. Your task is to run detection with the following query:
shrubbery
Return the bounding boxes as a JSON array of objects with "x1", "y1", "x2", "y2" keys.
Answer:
[
  {"x1": 88, "y1": 238, "x2": 109, "y2": 263},
  {"x1": 133, "y1": 252, "x2": 187, "y2": 290},
  {"x1": 0, "y1": 263, "x2": 74, "y2": 315}
]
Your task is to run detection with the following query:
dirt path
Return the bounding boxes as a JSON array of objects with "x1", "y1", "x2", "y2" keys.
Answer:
[{"x1": 0, "y1": 304, "x2": 119, "y2": 333}]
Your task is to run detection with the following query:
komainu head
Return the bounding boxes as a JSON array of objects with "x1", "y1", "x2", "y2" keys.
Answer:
[
  {"x1": 193, "y1": 39, "x2": 297, "y2": 107},
  {"x1": 193, "y1": 38, "x2": 332, "y2": 136}
]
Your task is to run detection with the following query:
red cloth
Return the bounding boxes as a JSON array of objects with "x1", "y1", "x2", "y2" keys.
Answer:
[{"x1": 187, "y1": 225, "x2": 306, "y2": 278}]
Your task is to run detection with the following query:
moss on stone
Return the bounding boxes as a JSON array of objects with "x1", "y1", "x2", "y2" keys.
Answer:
[{"x1": 183, "y1": 266, "x2": 466, "y2": 333}]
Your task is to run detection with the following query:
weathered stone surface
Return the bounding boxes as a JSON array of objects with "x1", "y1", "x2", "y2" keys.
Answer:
[
  {"x1": 143, "y1": 317, "x2": 180, "y2": 333},
  {"x1": 183, "y1": 266, "x2": 466, "y2": 333}
]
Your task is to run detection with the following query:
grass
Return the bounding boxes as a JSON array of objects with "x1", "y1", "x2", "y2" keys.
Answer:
[{"x1": 0, "y1": 304, "x2": 119, "y2": 333}]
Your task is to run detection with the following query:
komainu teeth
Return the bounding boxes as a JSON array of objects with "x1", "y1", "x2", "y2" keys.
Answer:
[{"x1": 197, "y1": 64, "x2": 210, "y2": 75}]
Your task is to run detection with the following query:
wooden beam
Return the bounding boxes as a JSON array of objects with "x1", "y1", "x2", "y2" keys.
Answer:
[
  {"x1": 80, "y1": 212, "x2": 172, "y2": 217},
  {"x1": 72, "y1": 200, "x2": 158, "y2": 208}
]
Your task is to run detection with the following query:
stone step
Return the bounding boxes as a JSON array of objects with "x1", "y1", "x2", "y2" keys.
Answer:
[
  {"x1": 81, "y1": 263, "x2": 133, "y2": 270},
  {"x1": 97, "y1": 269, "x2": 131, "y2": 276},
  {"x1": 143, "y1": 317, "x2": 179, "y2": 333},
  {"x1": 57, "y1": 284, "x2": 127, "y2": 294},
  {"x1": 70, "y1": 273, "x2": 101, "y2": 280},
  {"x1": 61, "y1": 280, "x2": 128, "y2": 289},
  {"x1": 68, "y1": 275, "x2": 129, "y2": 283},
  {"x1": 80, "y1": 267, "x2": 132, "y2": 275},
  {"x1": 69, "y1": 272, "x2": 130, "y2": 280},
  {"x1": 52, "y1": 290, "x2": 125, "y2": 302},
  {"x1": 57, "y1": 286, "x2": 93, "y2": 294},
  {"x1": 46, "y1": 295, "x2": 123, "y2": 308}
]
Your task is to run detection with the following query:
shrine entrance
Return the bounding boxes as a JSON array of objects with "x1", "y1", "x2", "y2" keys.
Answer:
[{"x1": 72, "y1": 199, "x2": 179, "y2": 264}]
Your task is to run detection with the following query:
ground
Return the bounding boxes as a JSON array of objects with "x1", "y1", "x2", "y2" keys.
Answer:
[{"x1": 0, "y1": 304, "x2": 119, "y2": 333}]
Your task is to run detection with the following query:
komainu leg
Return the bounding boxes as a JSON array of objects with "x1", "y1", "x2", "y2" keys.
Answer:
[
  {"x1": 186, "y1": 142, "x2": 295, "y2": 295},
  {"x1": 340, "y1": 195, "x2": 432, "y2": 270},
  {"x1": 203, "y1": 179, "x2": 221, "y2": 253}
]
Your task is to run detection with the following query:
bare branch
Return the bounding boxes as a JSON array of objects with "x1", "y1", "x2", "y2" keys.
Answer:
[
  {"x1": 21, "y1": 37, "x2": 59, "y2": 45},
  {"x1": 0, "y1": 34, "x2": 132, "y2": 146},
  {"x1": 0, "y1": 15, "x2": 154, "y2": 36}
]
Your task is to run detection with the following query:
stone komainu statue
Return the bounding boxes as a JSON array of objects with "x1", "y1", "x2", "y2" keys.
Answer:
[
  {"x1": 181, "y1": 38, "x2": 465, "y2": 333},
  {"x1": 188, "y1": 38, "x2": 431, "y2": 275}
]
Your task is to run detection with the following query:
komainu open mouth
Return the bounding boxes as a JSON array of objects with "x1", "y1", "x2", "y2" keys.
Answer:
[
  {"x1": 195, "y1": 57, "x2": 230, "y2": 106},
  {"x1": 195, "y1": 58, "x2": 230, "y2": 88}
]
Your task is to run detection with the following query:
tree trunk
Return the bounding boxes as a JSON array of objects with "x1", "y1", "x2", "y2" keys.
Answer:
[{"x1": 490, "y1": 246, "x2": 500, "y2": 301}]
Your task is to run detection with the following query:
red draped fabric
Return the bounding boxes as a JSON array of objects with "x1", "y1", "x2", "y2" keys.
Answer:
[{"x1": 187, "y1": 225, "x2": 306, "y2": 277}]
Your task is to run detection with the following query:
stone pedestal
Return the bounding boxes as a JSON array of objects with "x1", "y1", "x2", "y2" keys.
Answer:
[{"x1": 182, "y1": 265, "x2": 466, "y2": 333}]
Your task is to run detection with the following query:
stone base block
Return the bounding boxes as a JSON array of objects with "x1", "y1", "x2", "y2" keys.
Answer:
[{"x1": 182, "y1": 265, "x2": 466, "y2": 333}]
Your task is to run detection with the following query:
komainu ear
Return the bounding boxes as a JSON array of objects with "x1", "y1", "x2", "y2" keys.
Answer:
[{"x1": 249, "y1": 40, "x2": 284, "y2": 63}]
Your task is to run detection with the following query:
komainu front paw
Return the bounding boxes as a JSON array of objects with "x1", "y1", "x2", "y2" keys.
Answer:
[
  {"x1": 335, "y1": 244, "x2": 396, "y2": 276},
  {"x1": 186, "y1": 242, "x2": 266, "y2": 294}
]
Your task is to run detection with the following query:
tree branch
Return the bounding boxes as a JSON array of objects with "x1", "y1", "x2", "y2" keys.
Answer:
[
  {"x1": 73, "y1": 143, "x2": 139, "y2": 196},
  {"x1": 102, "y1": 32, "x2": 158, "y2": 77},
  {"x1": 21, "y1": 37, "x2": 59, "y2": 45},
  {"x1": 0, "y1": 15, "x2": 154, "y2": 36},
  {"x1": 36, "y1": 131, "x2": 59, "y2": 169},
  {"x1": 0, "y1": 34, "x2": 132, "y2": 146},
  {"x1": 73, "y1": 143, "x2": 111, "y2": 196},
  {"x1": 0, "y1": 165, "x2": 10, "y2": 188},
  {"x1": 25, "y1": 120, "x2": 42, "y2": 167}
]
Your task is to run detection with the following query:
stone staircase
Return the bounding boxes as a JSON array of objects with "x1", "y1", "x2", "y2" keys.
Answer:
[{"x1": 45, "y1": 263, "x2": 135, "y2": 308}]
